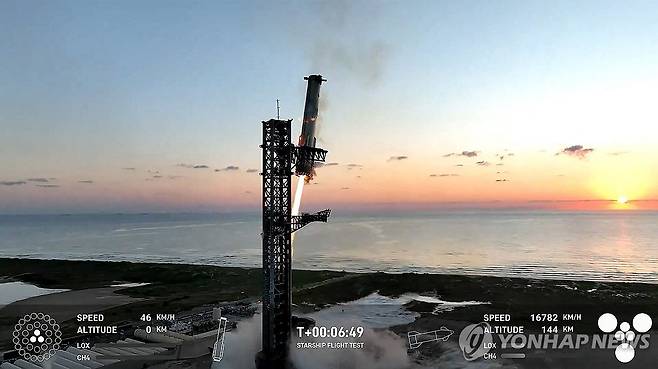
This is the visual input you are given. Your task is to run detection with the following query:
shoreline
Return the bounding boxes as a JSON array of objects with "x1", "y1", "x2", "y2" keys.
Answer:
[{"x1": 2, "y1": 255, "x2": 657, "y2": 286}]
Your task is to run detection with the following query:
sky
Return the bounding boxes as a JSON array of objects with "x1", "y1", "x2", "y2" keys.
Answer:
[{"x1": 1, "y1": 0, "x2": 657, "y2": 214}]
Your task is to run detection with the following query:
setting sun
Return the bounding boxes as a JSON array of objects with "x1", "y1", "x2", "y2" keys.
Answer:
[{"x1": 617, "y1": 195, "x2": 628, "y2": 204}]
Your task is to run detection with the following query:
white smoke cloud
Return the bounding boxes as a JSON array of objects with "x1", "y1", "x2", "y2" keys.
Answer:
[
  {"x1": 214, "y1": 315, "x2": 261, "y2": 369},
  {"x1": 216, "y1": 314, "x2": 416, "y2": 369},
  {"x1": 215, "y1": 313, "x2": 510, "y2": 369},
  {"x1": 290, "y1": 321, "x2": 414, "y2": 369}
]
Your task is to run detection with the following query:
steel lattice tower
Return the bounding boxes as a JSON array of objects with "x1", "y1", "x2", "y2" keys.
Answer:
[
  {"x1": 257, "y1": 118, "x2": 329, "y2": 369},
  {"x1": 261, "y1": 119, "x2": 293, "y2": 367}
]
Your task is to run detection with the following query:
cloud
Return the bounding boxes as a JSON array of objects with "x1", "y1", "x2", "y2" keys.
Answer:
[
  {"x1": 558, "y1": 145, "x2": 594, "y2": 159},
  {"x1": 1, "y1": 181, "x2": 27, "y2": 186},
  {"x1": 496, "y1": 179, "x2": 509, "y2": 182},
  {"x1": 245, "y1": 168, "x2": 258, "y2": 173},
  {"x1": 495, "y1": 163, "x2": 504, "y2": 166},
  {"x1": 444, "y1": 151, "x2": 479, "y2": 158},
  {"x1": 122, "y1": 167, "x2": 136, "y2": 171},
  {"x1": 27, "y1": 178, "x2": 50, "y2": 183},
  {"x1": 476, "y1": 161, "x2": 490, "y2": 166},
  {"x1": 177, "y1": 163, "x2": 209, "y2": 169},
  {"x1": 36, "y1": 184, "x2": 60, "y2": 188},
  {"x1": 152, "y1": 175, "x2": 163, "y2": 179},
  {"x1": 454, "y1": 164, "x2": 464, "y2": 167},
  {"x1": 387, "y1": 155, "x2": 408, "y2": 162},
  {"x1": 78, "y1": 180, "x2": 94, "y2": 184},
  {"x1": 346, "y1": 163, "x2": 363, "y2": 170},
  {"x1": 215, "y1": 165, "x2": 240, "y2": 172},
  {"x1": 340, "y1": 187, "x2": 351, "y2": 190},
  {"x1": 609, "y1": 151, "x2": 629, "y2": 156},
  {"x1": 316, "y1": 162, "x2": 340, "y2": 168},
  {"x1": 497, "y1": 152, "x2": 515, "y2": 161},
  {"x1": 167, "y1": 175, "x2": 182, "y2": 180},
  {"x1": 431, "y1": 173, "x2": 459, "y2": 177}
]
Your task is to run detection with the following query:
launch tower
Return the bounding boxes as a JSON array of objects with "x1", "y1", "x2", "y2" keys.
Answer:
[{"x1": 257, "y1": 76, "x2": 330, "y2": 369}]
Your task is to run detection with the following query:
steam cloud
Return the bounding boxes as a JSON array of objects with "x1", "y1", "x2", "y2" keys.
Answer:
[
  {"x1": 217, "y1": 315, "x2": 416, "y2": 369},
  {"x1": 215, "y1": 315, "x2": 262, "y2": 369},
  {"x1": 291, "y1": 322, "x2": 412, "y2": 369}
]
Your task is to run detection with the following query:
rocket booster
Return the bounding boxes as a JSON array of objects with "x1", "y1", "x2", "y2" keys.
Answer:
[{"x1": 298, "y1": 75, "x2": 326, "y2": 148}]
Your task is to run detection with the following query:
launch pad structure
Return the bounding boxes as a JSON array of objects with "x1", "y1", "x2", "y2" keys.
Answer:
[{"x1": 256, "y1": 76, "x2": 330, "y2": 369}]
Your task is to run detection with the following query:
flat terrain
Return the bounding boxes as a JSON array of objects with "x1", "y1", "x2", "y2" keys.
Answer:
[{"x1": 2, "y1": 258, "x2": 657, "y2": 368}]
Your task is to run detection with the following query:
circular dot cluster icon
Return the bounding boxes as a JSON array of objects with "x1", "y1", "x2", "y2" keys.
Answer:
[
  {"x1": 13, "y1": 313, "x2": 62, "y2": 362},
  {"x1": 597, "y1": 312, "x2": 652, "y2": 363}
]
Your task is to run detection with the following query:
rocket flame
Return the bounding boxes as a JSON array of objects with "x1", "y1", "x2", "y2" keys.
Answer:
[
  {"x1": 292, "y1": 175, "x2": 305, "y2": 217},
  {"x1": 304, "y1": 171, "x2": 315, "y2": 183},
  {"x1": 291, "y1": 175, "x2": 306, "y2": 245}
]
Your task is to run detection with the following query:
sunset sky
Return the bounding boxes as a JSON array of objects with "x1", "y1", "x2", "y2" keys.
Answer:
[{"x1": 1, "y1": 0, "x2": 657, "y2": 214}]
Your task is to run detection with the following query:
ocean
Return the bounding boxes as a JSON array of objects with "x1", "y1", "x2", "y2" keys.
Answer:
[{"x1": 1, "y1": 211, "x2": 657, "y2": 283}]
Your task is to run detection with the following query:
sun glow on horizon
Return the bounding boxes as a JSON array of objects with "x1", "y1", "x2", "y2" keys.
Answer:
[{"x1": 617, "y1": 195, "x2": 628, "y2": 204}]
